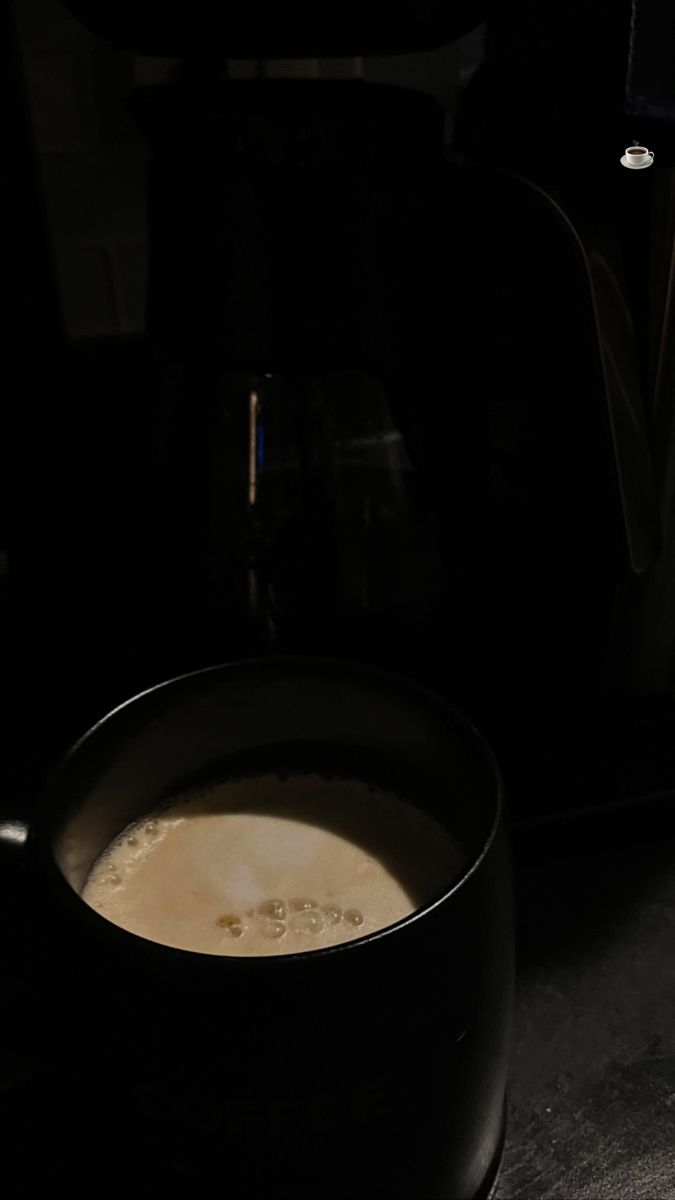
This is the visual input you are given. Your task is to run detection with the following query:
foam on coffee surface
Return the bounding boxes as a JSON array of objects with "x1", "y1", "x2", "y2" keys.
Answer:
[{"x1": 82, "y1": 773, "x2": 465, "y2": 956}]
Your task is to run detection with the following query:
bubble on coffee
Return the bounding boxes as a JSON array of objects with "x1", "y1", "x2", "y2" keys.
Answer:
[
  {"x1": 81, "y1": 773, "x2": 466, "y2": 956},
  {"x1": 258, "y1": 898, "x2": 286, "y2": 919},
  {"x1": 262, "y1": 919, "x2": 286, "y2": 940},
  {"x1": 321, "y1": 904, "x2": 342, "y2": 925},
  {"x1": 215, "y1": 914, "x2": 244, "y2": 936},
  {"x1": 343, "y1": 908, "x2": 364, "y2": 927},
  {"x1": 289, "y1": 909, "x2": 325, "y2": 936}
]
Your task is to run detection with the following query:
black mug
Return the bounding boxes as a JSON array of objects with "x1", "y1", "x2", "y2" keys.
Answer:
[{"x1": 4, "y1": 658, "x2": 513, "y2": 1197}]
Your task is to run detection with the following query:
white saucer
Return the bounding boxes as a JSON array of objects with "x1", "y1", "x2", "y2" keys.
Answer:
[{"x1": 620, "y1": 154, "x2": 654, "y2": 169}]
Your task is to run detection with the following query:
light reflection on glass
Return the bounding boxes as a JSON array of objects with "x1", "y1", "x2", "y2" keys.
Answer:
[{"x1": 248, "y1": 388, "x2": 259, "y2": 507}]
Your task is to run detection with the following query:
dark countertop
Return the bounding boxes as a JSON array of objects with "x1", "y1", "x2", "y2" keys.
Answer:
[{"x1": 499, "y1": 826, "x2": 675, "y2": 1199}]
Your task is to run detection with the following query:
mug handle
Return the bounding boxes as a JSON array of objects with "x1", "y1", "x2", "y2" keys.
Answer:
[
  {"x1": 0, "y1": 818, "x2": 31, "y2": 932},
  {"x1": 0, "y1": 817, "x2": 30, "y2": 860}
]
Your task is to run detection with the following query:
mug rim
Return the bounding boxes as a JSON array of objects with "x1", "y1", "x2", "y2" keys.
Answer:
[{"x1": 40, "y1": 655, "x2": 505, "y2": 966}]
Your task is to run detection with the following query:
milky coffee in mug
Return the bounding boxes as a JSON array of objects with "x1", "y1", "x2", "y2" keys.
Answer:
[{"x1": 82, "y1": 770, "x2": 467, "y2": 955}]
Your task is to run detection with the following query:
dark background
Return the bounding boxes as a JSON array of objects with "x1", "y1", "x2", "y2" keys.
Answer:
[
  {"x1": 5, "y1": 0, "x2": 674, "y2": 822},
  {"x1": 3, "y1": 2, "x2": 675, "y2": 1192}
]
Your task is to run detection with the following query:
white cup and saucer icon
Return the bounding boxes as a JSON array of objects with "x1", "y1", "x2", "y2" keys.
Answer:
[{"x1": 620, "y1": 145, "x2": 654, "y2": 169}]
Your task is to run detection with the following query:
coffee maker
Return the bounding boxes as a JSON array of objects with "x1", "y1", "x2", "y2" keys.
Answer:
[{"x1": 44, "y1": 2, "x2": 495, "y2": 693}]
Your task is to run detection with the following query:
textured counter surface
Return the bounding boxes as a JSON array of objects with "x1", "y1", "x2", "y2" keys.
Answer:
[{"x1": 497, "y1": 829, "x2": 675, "y2": 1199}]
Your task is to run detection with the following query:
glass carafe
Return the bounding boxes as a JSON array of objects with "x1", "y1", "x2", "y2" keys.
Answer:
[{"x1": 142, "y1": 367, "x2": 445, "y2": 676}]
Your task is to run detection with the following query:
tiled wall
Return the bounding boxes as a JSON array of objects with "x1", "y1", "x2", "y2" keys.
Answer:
[{"x1": 14, "y1": 0, "x2": 469, "y2": 338}]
